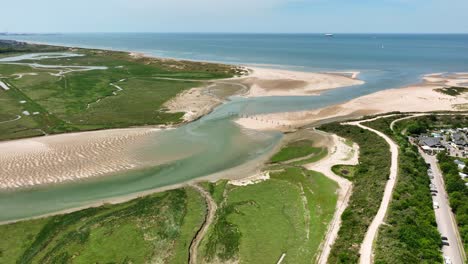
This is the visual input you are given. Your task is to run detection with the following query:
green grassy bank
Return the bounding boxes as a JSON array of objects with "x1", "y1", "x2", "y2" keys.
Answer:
[
  {"x1": 0, "y1": 188, "x2": 206, "y2": 264},
  {"x1": 0, "y1": 42, "x2": 242, "y2": 141}
]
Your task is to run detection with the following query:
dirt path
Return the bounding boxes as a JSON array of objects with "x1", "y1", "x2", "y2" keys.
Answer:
[
  {"x1": 344, "y1": 117, "x2": 399, "y2": 264},
  {"x1": 188, "y1": 184, "x2": 218, "y2": 264},
  {"x1": 304, "y1": 130, "x2": 358, "y2": 264},
  {"x1": 0, "y1": 115, "x2": 21, "y2": 124}
]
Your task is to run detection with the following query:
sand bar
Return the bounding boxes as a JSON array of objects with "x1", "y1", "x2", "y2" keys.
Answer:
[
  {"x1": 235, "y1": 73, "x2": 468, "y2": 131},
  {"x1": 0, "y1": 128, "x2": 165, "y2": 190},
  {"x1": 240, "y1": 67, "x2": 364, "y2": 97}
]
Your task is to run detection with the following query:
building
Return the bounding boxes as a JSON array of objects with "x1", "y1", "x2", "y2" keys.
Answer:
[{"x1": 418, "y1": 136, "x2": 444, "y2": 155}]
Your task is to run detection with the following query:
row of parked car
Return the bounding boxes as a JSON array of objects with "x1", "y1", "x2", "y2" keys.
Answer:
[{"x1": 427, "y1": 166, "x2": 453, "y2": 264}]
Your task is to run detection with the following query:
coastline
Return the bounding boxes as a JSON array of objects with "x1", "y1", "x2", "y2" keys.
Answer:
[{"x1": 1, "y1": 40, "x2": 467, "y2": 224}]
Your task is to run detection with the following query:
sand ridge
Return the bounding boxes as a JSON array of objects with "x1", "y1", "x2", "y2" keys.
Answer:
[{"x1": 0, "y1": 128, "x2": 162, "y2": 189}]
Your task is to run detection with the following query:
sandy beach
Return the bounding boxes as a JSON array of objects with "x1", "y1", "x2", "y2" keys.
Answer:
[
  {"x1": 235, "y1": 73, "x2": 468, "y2": 131},
  {"x1": 0, "y1": 128, "x2": 165, "y2": 189},
  {"x1": 240, "y1": 67, "x2": 363, "y2": 97}
]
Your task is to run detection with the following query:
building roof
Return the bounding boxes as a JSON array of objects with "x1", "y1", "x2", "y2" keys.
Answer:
[
  {"x1": 453, "y1": 132, "x2": 465, "y2": 141},
  {"x1": 419, "y1": 137, "x2": 441, "y2": 148}
]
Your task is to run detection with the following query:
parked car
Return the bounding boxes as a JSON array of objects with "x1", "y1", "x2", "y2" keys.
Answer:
[
  {"x1": 441, "y1": 236, "x2": 448, "y2": 241},
  {"x1": 432, "y1": 193, "x2": 437, "y2": 197},
  {"x1": 444, "y1": 256, "x2": 452, "y2": 264},
  {"x1": 442, "y1": 240, "x2": 450, "y2": 246},
  {"x1": 433, "y1": 202, "x2": 440, "y2": 209}
]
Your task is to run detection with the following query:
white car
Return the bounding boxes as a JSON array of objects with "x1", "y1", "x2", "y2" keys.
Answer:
[
  {"x1": 444, "y1": 256, "x2": 452, "y2": 264},
  {"x1": 433, "y1": 202, "x2": 439, "y2": 209}
]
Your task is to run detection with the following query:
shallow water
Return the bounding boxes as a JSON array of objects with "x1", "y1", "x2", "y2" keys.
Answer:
[{"x1": 0, "y1": 34, "x2": 468, "y2": 221}]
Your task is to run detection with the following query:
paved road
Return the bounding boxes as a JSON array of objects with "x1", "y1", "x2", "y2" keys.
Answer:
[{"x1": 420, "y1": 151, "x2": 465, "y2": 264}]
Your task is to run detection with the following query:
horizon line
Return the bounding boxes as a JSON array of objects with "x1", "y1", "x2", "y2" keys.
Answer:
[{"x1": 2, "y1": 32, "x2": 468, "y2": 35}]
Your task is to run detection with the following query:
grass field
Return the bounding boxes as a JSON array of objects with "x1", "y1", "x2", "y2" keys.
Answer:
[
  {"x1": 197, "y1": 136, "x2": 337, "y2": 264},
  {"x1": 269, "y1": 139, "x2": 322, "y2": 163},
  {"x1": 198, "y1": 167, "x2": 337, "y2": 264},
  {"x1": 0, "y1": 188, "x2": 206, "y2": 264},
  {"x1": 332, "y1": 164, "x2": 357, "y2": 180},
  {"x1": 0, "y1": 45, "x2": 242, "y2": 141}
]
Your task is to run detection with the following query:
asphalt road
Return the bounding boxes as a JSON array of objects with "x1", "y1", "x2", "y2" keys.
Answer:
[{"x1": 420, "y1": 151, "x2": 465, "y2": 264}]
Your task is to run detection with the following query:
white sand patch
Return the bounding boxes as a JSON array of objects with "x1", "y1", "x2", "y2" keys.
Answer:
[
  {"x1": 0, "y1": 81, "x2": 10, "y2": 91},
  {"x1": 164, "y1": 86, "x2": 222, "y2": 122},
  {"x1": 12, "y1": 73, "x2": 38, "y2": 79},
  {"x1": 229, "y1": 171, "x2": 270, "y2": 186}
]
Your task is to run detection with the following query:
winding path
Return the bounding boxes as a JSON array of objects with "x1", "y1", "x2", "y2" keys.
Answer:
[
  {"x1": 188, "y1": 184, "x2": 217, "y2": 264},
  {"x1": 0, "y1": 115, "x2": 21, "y2": 124},
  {"x1": 304, "y1": 130, "x2": 357, "y2": 264},
  {"x1": 344, "y1": 116, "x2": 399, "y2": 264}
]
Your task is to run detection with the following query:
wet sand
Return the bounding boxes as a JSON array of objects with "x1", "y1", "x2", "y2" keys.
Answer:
[
  {"x1": 240, "y1": 67, "x2": 364, "y2": 97},
  {"x1": 0, "y1": 128, "x2": 164, "y2": 189},
  {"x1": 235, "y1": 73, "x2": 468, "y2": 131}
]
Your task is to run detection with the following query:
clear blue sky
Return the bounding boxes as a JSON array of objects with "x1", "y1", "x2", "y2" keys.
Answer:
[{"x1": 3, "y1": 0, "x2": 468, "y2": 33}]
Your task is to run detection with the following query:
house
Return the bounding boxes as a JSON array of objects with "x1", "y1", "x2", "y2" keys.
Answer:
[
  {"x1": 459, "y1": 172, "x2": 468, "y2": 179},
  {"x1": 455, "y1": 160, "x2": 466, "y2": 170},
  {"x1": 419, "y1": 136, "x2": 444, "y2": 154},
  {"x1": 419, "y1": 137, "x2": 442, "y2": 148}
]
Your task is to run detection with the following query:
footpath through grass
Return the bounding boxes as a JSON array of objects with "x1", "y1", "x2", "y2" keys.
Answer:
[
  {"x1": 0, "y1": 188, "x2": 206, "y2": 264},
  {"x1": 197, "y1": 136, "x2": 337, "y2": 264},
  {"x1": 319, "y1": 122, "x2": 391, "y2": 263},
  {"x1": 365, "y1": 116, "x2": 441, "y2": 264},
  {"x1": 198, "y1": 168, "x2": 337, "y2": 264}
]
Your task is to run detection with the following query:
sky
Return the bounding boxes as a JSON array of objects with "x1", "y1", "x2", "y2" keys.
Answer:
[{"x1": 2, "y1": 0, "x2": 468, "y2": 33}]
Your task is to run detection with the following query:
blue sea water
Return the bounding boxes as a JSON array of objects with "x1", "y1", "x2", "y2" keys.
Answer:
[
  {"x1": 1, "y1": 33, "x2": 468, "y2": 221},
  {"x1": 4, "y1": 33, "x2": 468, "y2": 73},
  {"x1": 4, "y1": 33, "x2": 468, "y2": 106}
]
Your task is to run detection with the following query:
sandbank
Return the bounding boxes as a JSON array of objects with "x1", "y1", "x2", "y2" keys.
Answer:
[
  {"x1": 239, "y1": 67, "x2": 364, "y2": 97},
  {"x1": 0, "y1": 128, "x2": 168, "y2": 190},
  {"x1": 234, "y1": 73, "x2": 468, "y2": 131}
]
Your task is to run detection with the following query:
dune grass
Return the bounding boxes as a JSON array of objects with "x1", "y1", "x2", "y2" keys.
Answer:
[
  {"x1": 198, "y1": 167, "x2": 337, "y2": 264},
  {"x1": 270, "y1": 139, "x2": 324, "y2": 163},
  {"x1": 0, "y1": 47, "x2": 240, "y2": 141},
  {"x1": 0, "y1": 188, "x2": 206, "y2": 264}
]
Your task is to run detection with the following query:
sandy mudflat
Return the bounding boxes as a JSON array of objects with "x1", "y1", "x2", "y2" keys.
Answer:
[
  {"x1": 0, "y1": 128, "x2": 164, "y2": 189},
  {"x1": 164, "y1": 67, "x2": 364, "y2": 122},
  {"x1": 235, "y1": 73, "x2": 468, "y2": 131},
  {"x1": 163, "y1": 85, "x2": 223, "y2": 122},
  {"x1": 240, "y1": 67, "x2": 363, "y2": 97}
]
